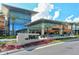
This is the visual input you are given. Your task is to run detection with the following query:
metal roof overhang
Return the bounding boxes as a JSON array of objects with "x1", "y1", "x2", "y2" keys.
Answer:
[
  {"x1": 2, "y1": 4, "x2": 38, "y2": 15},
  {"x1": 27, "y1": 18, "x2": 71, "y2": 26}
]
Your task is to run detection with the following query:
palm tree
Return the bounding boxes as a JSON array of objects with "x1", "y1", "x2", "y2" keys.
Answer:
[{"x1": 12, "y1": 16, "x2": 16, "y2": 35}]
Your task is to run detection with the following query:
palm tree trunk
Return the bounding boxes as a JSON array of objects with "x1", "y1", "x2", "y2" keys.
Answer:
[
  {"x1": 12, "y1": 16, "x2": 15, "y2": 35},
  {"x1": 12, "y1": 22, "x2": 14, "y2": 35}
]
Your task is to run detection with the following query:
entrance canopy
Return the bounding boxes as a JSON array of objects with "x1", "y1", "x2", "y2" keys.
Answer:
[
  {"x1": 27, "y1": 18, "x2": 79, "y2": 35},
  {"x1": 27, "y1": 18, "x2": 72, "y2": 29},
  {"x1": 27, "y1": 19, "x2": 74, "y2": 35}
]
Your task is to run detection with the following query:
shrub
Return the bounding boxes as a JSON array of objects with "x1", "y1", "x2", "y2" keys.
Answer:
[
  {"x1": 15, "y1": 45, "x2": 22, "y2": 49},
  {"x1": 6, "y1": 45, "x2": 15, "y2": 50},
  {"x1": 0, "y1": 42, "x2": 6, "y2": 45},
  {"x1": 0, "y1": 35, "x2": 16, "y2": 39}
]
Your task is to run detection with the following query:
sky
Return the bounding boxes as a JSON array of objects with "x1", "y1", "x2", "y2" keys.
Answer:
[{"x1": 0, "y1": 3, "x2": 79, "y2": 22}]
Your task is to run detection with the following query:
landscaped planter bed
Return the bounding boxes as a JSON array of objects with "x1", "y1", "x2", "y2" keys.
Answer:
[
  {"x1": 21, "y1": 39, "x2": 54, "y2": 48},
  {"x1": 0, "y1": 44, "x2": 23, "y2": 52}
]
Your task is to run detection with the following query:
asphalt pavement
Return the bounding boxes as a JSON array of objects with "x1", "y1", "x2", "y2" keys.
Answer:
[{"x1": 6, "y1": 38, "x2": 79, "y2": 55}]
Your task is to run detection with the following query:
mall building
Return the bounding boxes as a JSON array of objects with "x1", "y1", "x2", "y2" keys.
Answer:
[
  {"x1": 0, "y1": 4, "x2": 38, "y2": 35},
  {"x1": 0, "y1": 4, "x2": 79, "y2": 36}
]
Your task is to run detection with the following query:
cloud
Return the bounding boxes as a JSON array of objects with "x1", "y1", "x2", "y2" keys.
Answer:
[
  {"x1": 34, "y1": 3, "x2": 54, "y2": 12},
  {"x1": 73, "y1": 17, "x2": 79, "y2": 23},
  {"x1": 65, "y1": 15, "x2": 79, "y2": 23},
  {"x1": 67, "y1": 15, "x2": 74, "y2": 19},
  {"x1": 65, "y1": 15, "x2": 74, "y2": 22},
  {"x1": 32, "y1": 3, "x2": 54, "y2": 22},
  {"x1": 53, "y1": 10, "x2": 60, "y2": 20}
]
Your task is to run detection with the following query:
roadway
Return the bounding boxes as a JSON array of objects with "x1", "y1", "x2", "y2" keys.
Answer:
[{"x1": 7, "y1": 38, "x2": 79, "y2": 55}]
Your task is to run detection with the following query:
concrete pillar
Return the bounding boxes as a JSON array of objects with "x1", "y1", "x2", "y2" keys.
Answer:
[
  {"x1": 76, "y1": 25, "x2": 78, "y2": 35},
  {"x1": 71, "y1": 24, "x2": 74, "y2": 35},
  {"x1": 41, "y1": 23, "x2": 44, "y2": 35},
  {"x1": 71, "y1": 24, "x2": 76, "y2": 35},
  {"x1": 75, "y1": 24, "x2": 76, "y2": 35},
  {"x1": 27, "y1": 27, "x2": 29, "y2": 33},
  {"x1": 59, "y1": 25, "x2": 63, "y2": 35},
  {"x1": 74, "y1": 24, "x2": 76, "y2": 35}
]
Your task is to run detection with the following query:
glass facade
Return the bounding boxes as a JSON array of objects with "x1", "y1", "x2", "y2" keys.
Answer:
[
  {"x1": 28, "y1": 19, "x2": 75, "y2": 35},
  {"x1": 1, "y1": 4, "x2": 37, "y2": 35},
  {"x1": 9, "y1": 11, "x2": 31, "y2": 35},
  {"x1": 28, "y1": 22, "x2": 60, "y2": 35},
  {"x1": 29, "y1": 22, "x2": 58, "y2": 31}
]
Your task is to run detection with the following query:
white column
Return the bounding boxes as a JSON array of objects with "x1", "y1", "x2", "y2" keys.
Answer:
[
  {"x1": 71, "y1": 24, "x2": 73, "y2": 35},
  {"x1": 27, "y1": 27, "x2": 29, "y2": 33},
  {"x1": 76, "y1": 25, "x2": 78, "y2": 35},
  {"x1": 73, "y1": 24, "x2": 76, "y2": 35},
  {"x1": 60, "y1": 25, "x2": 63, "y2": 35},
  {"x1": 41, "y1": 23, "x2": 44, "y2": 35},
  {"x1": 71, "y1": 24, "x2": 75, "y2": 35}
]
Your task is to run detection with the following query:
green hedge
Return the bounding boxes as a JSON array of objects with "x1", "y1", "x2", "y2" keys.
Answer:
[
  {"x1": 75, "y1": 35, "x2": 79, "y2": 38},
  {"x1": 0, "y1": 35, "x2": 16, "y2": 39},
  {"x1": 0, "y1": 42, "x2": 6, "y2": 45}
]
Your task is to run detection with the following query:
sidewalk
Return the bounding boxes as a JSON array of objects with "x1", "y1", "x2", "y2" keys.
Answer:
[{"x1": 0, "y1": 48, "x2": 24, "y2": 55}]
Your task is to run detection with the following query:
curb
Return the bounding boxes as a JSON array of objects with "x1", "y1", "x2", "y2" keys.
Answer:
[
  {"x1": 33, "y1": 42, "x2": 64, "y2": 51},
  {"x1": 0, "y1": 48, "x2": 24, "y2": 55}
]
